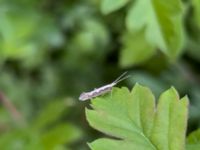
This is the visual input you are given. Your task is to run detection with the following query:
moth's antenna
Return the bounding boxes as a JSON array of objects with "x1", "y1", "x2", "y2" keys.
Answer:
[
  {"x1": 113, "y1": 72, "x2": 127, "y2": 83},
  {"x1": 113, "y1": 72, "x2": 130, "y2": 84},
  {"x1": 114, "y1": 74, "x2": 131, "y2": 84}
]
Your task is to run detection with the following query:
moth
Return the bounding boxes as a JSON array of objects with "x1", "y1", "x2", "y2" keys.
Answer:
[{"x1": 79, "y1": 72, "x2": 130, "y2": 101}]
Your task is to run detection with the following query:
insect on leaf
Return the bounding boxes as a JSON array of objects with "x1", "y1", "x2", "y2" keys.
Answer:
[{"x1": 86, "y1": 84, "x2": 189, "y2": 150}]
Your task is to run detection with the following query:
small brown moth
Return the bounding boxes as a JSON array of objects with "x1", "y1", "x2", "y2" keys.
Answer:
[{"x1": 79, "y1": 72, "x2": 130, "y2": 101}]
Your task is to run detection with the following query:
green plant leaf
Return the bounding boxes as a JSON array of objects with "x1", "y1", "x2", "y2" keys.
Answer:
[
  {"x1": 186, "y1": 129, "x2": 200, "y2": 150},
  {"x1": 126, "y1": 0, "x2": 184, "y2": 59},
  {"x1": 150, "y1": 87, "x2": 188, "y2": 150},
  {"x1": 101, "y1": 0, "x2": 129, "y2": 14},
  {"x1": 119, "y1": 31, "x2": 156, "y2": 67},
  {"x1": 192, "y1": 0, "x2": 200, "y2": 28},
  {"x1": 86, "y1": 84, "x2": 189, "y2": 150}
]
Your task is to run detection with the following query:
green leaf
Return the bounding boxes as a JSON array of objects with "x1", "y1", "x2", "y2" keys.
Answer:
[
  {"x1": 126, "y1": 0, "x2": 184, "y2": 59},
  {"x1": 86, "y1": 84, "x2": 189, "y2": 150},
  {"x1": 119, "y1": 31, "x2": 156, "y2": 67},
  {"x1": 150, "y1": 87, "x2": 188, "y2": 150},
  {"x1": 101, "y1": 0, "x2": 129, "y2": 14},
  {"x1": 186, "y1": 129, "x2": 200, "y2": 150},
  {"x1": 192, "y1": 0, "x2": 200, "y2": 28},
  {"x1": 89, "y1": 138, "x2": 149, "y2": 150},
  {"x1": 187, "y1": 129, "x2": 200, "y2": 144}
]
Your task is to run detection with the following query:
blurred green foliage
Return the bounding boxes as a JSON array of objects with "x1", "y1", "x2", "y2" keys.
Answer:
[
  {"x1": 0, "y1": 0, "x2": 200, "y2": 149},
  {"x1": 0, "y1": 99, "x2": 82, "y2": 150}
]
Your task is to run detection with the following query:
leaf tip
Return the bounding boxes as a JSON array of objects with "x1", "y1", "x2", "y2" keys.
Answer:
[
  {"x1": 180, "y1": 95, "x2": 190, "y2": 106},
  {"x1": 167, "y1": 86, "x2": 180, "y2": 98}
]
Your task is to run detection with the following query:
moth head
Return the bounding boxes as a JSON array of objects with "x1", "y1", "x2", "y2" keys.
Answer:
[{"x1": 79, "y1": 92, "x2": 89, "y2": 101}]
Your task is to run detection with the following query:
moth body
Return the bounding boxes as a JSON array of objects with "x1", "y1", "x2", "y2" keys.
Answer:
[
  {"x1": 79, "y1": 72, "x2": 129, "y2": 101},
  {"x1": 79, "y1": 83, "x2": 114, "y2": 101}
]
